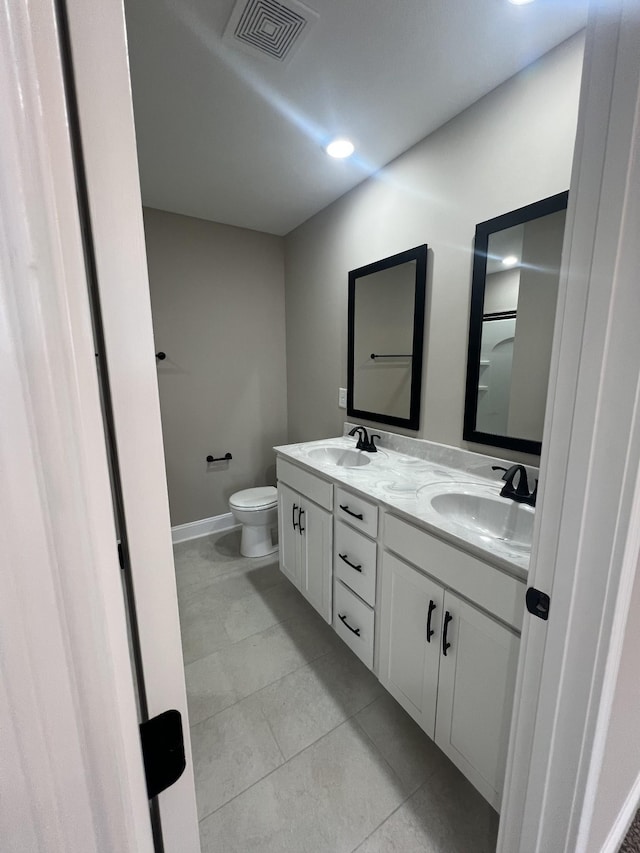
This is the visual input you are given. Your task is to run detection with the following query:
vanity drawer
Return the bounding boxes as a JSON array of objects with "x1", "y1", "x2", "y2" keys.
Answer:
[
  {"x1": 277, "y1": 457, "x2": 333, "y2": 511},
  {"x1": 335, "y1": 487, "x2": 378, "y2": 538},
  {"x1": 333, "y1": 579, "x2": 375, "y2": 670},
  {"x1": 334, "y1": 521, "x2": 377, "y2": 606}
]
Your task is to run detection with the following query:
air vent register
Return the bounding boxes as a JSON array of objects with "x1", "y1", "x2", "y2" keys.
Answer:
[{"x1": 223, "y1": 0, "x2": 318, "y2": 64}]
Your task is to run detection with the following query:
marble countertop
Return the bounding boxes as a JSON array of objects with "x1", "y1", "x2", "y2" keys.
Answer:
[{"x1": 274, "y1": 435, "x2": 532, "y2": 581}]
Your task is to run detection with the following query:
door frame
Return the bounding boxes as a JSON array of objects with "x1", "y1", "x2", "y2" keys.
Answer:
[
  {"x1": 0, "y1": 0, "x2": 154, "y2": 850},
  {"x1": 53, "y1": 0, "x2": 201, "y2": 849},
  {"x1": 4, "y1": 0, "x2": 640, "y2": 851},
  {"x1": 499, "y1": 1, "x2": 640, "y2": 849}
]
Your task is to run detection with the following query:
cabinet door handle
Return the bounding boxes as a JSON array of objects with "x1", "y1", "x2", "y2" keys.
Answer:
[
  {"x1": 292, "y1": 503, "x2": 299, "y2": 531},
  {"x1": 426, "y1": 599, "x2": 437, "y2": 642},
  {"x1": 339, "y1": 504, "x2": 364, "y2": 521},
  {"x1": 338, "y1": 613, "x2": 361, "y2": 636},
  {"x1": 338, "y1": 553, "x2": 362, "y2": 572},
  {"x1": 298, "y1": 508, "x2": 305, "y2": 535},
  {"x1": 442, "y1": 611, "x2": 453, "y2": 656}
]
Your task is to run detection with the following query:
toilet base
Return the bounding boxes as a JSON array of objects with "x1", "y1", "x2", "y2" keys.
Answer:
[{"x1": 240, "y1": 522, "x2": 279, "y2": 558}]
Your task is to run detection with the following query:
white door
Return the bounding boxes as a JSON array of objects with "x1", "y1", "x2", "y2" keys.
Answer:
[
  {"x1": 379, "y1": 553, "x2": 444, "y2": 737},
  {"x1": 435, "y1": 591, "x2": 520, "y2": 811},
  {"x1": 278, "y1": 483, "x2": 301, "y2": 587},
  {"x1": 299, "y1": 499, "x2": 333, "y2": 623},
  {"x1": 54, "y1": 0, "x2": 201, "y2": 849}
]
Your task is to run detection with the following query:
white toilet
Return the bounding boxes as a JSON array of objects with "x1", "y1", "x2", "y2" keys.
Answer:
[{"x1": 229, "y1": 486, "x2": 279, "y2": 558}]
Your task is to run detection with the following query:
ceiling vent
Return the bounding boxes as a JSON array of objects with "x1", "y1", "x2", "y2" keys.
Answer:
[{"x1": 223, "y1": 0, "x2": 318, "y2": 65}]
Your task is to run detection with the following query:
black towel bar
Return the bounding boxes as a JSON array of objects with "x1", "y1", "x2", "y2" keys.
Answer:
[{"x1": 370, "y1": 352, "x2": 412, "y2": 359}]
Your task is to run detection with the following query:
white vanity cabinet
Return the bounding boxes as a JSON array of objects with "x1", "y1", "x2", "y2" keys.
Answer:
[
  {"x1": 275, "y1": 447, "x2": 527, "y2": 812},
  {"x1": 435, "y1": 590, "x2": 519, "y2": 810},
  {"x1": 378, "y1": 552, "x2": 444, "y2": 736},
  {"x1": 379, "y1": 515, "x2": 524, "y2": 811},
  {"x1": 277, "y1": 459, "x2": 333, "y2": 624}
]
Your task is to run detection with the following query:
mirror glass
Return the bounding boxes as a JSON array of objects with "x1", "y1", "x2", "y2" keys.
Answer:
[
  {"x1": 464, "y1": 192, "x2": 568, "y2": 455},
  {"x1": 348, "y1": 245, "x2": 427, "y2": 431}
]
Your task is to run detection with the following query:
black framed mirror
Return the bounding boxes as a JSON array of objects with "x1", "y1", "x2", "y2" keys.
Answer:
[
  {"x1": 347, "y1": 244, "x2": 427, "y2": 431},
  {"x1": 464, "y1": 191, "x2": 568, "y2": 456}
]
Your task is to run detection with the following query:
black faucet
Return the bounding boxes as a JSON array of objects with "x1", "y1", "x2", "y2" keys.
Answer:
[
  {"x1": 348, "y1": 426, "x2": 381, "y2": 452},
  {"x1": 492, "y1": 464, "x2": 537, "y2": 507}
]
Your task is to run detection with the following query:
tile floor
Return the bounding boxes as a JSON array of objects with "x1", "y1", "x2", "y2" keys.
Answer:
[{"x1": 174, "y1": 529, "x2": 499, "y2": 852}]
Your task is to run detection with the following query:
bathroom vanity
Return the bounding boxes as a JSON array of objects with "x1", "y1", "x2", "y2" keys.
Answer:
[{"x1": 275, "y1": 429, "x2": 534, "y2": 812}]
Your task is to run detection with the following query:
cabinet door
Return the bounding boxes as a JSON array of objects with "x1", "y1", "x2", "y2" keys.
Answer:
[
  {"x1": 435, "y1": 591, "x2": 520, "y2": 811},
  {"x1": 378, "y1": 553, "x2": 444, "y2": 737},
  {"x1": 299, "y1": 499, "x2": 332, "y2": 623},
  {"x1": 278, "y1": 483, "x2": 301, "y2": 588}
]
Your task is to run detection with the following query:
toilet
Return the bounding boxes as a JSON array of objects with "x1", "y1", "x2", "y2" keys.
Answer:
[{"x1": 229, "y1": 486, "x2": 279, "y2": 558}]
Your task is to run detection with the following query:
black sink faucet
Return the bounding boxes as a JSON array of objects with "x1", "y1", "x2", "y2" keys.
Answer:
[
  {"x1": 348, "y1": 425, "x2": 368, "y2": 450},
  {"x1": 492, "y1": 464, "x2": 538, "y2": 507},
  {"x1": 347, "y1": 426, "x2": 380, "y2": 452}
]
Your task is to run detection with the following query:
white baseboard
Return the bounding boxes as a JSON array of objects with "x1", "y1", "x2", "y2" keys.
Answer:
[
  {"x1": 171, "y1": 512, "x2": 238, "y2": 544},
  {"x1": 602, "y1": 768, "x2": 640, "y2": 853}
]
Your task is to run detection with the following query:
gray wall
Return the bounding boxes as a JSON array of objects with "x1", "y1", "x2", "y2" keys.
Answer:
[
  {"x1": 484, "y1": 268, "x2": 521, "y2": 315},
  {"x1": 508, "y1": 209, "x2": 565, "y2": 441},
  {"x1": 144, "y1": 208, "x2": 288, "y2": 525},
  {"x1": 284, "y1": 33, "x2": 584, "y2": 463}
]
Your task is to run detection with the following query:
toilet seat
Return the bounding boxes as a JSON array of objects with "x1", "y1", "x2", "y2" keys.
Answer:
[{"x1": 229, "y1": 486, "x2": 277, "y2": 511}]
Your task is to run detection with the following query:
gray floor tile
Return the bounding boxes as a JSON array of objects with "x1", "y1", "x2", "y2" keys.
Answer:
[
  {"x1": 178, "y1": 564, "x2": 291, "y2": 664},
  {"x1": 253, "y1": 646, "x2": 383, "y2": 759},
  {"x1": 174, "y1": 529, "x2": 279, "y2": 596},
  {"x1": 178, "y1": 556, "x2": 284, "y2": 609},
  {"x1": 355, "y1": 693, "x2": 447, "y2": 795},
  {"x1": 185, "y1": 608, "x2": 341, "y2": 725},
  {"x1": 179, "y1": 596, "x2": 233, "y2": 666},
  {"x1": 191, "y1": 698, "x2": 285, "y2": 819},
  {"x1": 222, "y1": 578, "x2": 313, "y2": 644},
  {"x1": 199, "y1": 720, "x2": 407, "y2": 853},
  {"x1": 354, "y1": 759, "x2": 499, "y2": 853}
]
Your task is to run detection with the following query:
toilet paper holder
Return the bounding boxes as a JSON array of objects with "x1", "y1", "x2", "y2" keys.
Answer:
[{"x1": 206, "y1": 452, "x2": 233, "y2": 463}]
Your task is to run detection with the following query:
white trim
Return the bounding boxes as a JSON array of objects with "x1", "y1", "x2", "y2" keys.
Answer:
[
  {"x1": 172, "y1": 513, "x2": 239, "y2": 544},
  {"x1": 601, "y1": 770, "x2": 640, "y2": 853},
  {"x1": 499, "y1": 2, "x2": 640, "y2": 850}
]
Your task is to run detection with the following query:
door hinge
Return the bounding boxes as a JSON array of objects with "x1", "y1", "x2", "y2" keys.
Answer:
[
  {"x1": 139, "y1": 709, "x2": 186, "y2": 799},
  {"x1": 526, "y1": 587, "x2": 550, "y2": 621}
]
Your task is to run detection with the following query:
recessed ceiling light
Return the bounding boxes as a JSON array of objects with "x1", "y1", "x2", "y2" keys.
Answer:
[
  {"x1": 502, "y1": 255, "x2": 519, "y2": 267},
  {"x1": 325, "y1": 138, "x2": 355, "y2": 159},
  {"x1": 508, "y1": 0, "x2": 535, "y2": 5}
]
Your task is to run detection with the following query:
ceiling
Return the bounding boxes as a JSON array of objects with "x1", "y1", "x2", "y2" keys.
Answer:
[{"x1": 124, "y1": 0, "x2": 588, "y2": 236}]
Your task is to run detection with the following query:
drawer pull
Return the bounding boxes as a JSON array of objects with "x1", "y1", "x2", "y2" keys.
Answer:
[
  {"x1": 338, "y1": 613, "x2": 361, "y2": 636},
  {"x1": 426, "y1": 599, "x2": 437, "y2": 642},
  {"x1": 443, "y1": 611, "x2": 453, "y2": 656},
  {"x1": 340, "y1": 504, "x2": 364, "y2": 521},
  {"x1": 339, "y1": 553, "x2": 362, "y2": 572}
]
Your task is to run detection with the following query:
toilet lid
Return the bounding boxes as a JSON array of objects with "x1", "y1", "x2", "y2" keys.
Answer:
[{"x1": 229, "y1": 486, "x2": 278, "y2": 510}]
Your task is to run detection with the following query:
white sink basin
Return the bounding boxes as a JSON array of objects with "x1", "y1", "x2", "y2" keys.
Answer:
[
  {"x1": 424, "y1": 483, "x2": 534, "y2": 551},
  {"x1": 306, "y1": 446, "x2": 372, "y2": 468}
]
